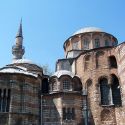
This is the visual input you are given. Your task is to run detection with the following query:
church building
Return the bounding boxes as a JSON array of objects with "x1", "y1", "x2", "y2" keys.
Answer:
[{"x1": 0, "y1": 21, "x2": 125, "y2": 125}]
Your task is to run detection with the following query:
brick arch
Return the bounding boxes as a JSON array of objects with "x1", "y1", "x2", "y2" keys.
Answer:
[
  {"x1": 98, "y1": 75, "x2": 109, "y2": 83},
  {"x1": 72, "y1": 76, "x2": 82, "y2": 91},
  {"x1": 85, "y1": 79, "x2": 92, "y2": 89},
  {"x1": 50, "y1": 77, "x2": 58, "y2": 92},
  {"x1": 108, "y1": 55, "x2": 118, "y2": 68}
]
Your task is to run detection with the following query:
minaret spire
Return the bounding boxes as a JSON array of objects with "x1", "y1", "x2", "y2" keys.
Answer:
[
  {"x1": 12, "y1": 19, "x2": 25, "y2": 60},
  {"x1": 16, "y1": 18, "x2": 23, "y2": 38}
]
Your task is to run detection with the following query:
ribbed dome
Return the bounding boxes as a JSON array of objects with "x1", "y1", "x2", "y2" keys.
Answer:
[{"x1": 73, "y1": 27, "x2": 103, "y2": 35}]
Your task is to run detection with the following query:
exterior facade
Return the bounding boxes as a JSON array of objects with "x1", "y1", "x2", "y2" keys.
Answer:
[{"x1": 0, "y1": 23, "x2": 125, "y2": 125}]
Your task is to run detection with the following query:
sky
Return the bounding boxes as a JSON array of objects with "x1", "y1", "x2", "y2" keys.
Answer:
[{"x1": 0, "y1": 0, "x2": 125, "y2": 72}]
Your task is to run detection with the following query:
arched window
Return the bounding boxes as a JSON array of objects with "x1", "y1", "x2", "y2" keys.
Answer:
[
  {"x1": 83, "y1": 38, "x2": 89, "y2": 50},
  {"x1": 111, "y1": 74, "x2": 122, "y2": 106},
  {"x1": 109, "y1": 56, "x2": 117, "y2": 68},
  {"x1": 2, "y1": 89, "x2": 6, "y2": 112},
  {"x1": 72, "y1": 41, "x2": 78, "y2": 50},
  {"x1": 6, "y1": 89, "x2": 11, "y2": 112},
  {"x1": 96, "y1": 51, "x2": 104, "y2": 68},
  {"x1": 84, "y1": 55, "x2": 91, "y2": 70},
  {"x1": 100, "y1": 78, "x2": 110, "y2": 105},
  {"x1": 105, "y1": 39, "x2": 109, "y2": 46},
  {"x1": 63, "y1": 79, "x2": 70, "y2": 90},
  {"x1": 95, "y1": 38, "x2": 100, "y2": 48}
]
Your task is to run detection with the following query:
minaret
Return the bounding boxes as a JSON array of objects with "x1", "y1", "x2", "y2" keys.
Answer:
[{"x1": 12, "y1": 20, "x2": 25, "y2": 60}]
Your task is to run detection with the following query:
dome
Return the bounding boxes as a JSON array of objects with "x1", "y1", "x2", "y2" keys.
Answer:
[
  {"x1": 52, "y1": 70, "x2": 75, "y2": 78},
  {"x1": 73, "y1": 27, "x2": 103, "y2": 35},
  {"x1": 0, "y1": 66, "x2": 38, "y2": 77},
  {"x1": 12, "y1": 59, "x2": 35, "y2": 65}
]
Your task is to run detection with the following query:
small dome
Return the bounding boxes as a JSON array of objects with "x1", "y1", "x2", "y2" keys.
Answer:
[
  {"x1": 0, "y1": 66, "x2": 37, "y2": 77},
  {"x1": 52, "y1": 70, "x2": 75, "y2": 78},
  {"x1": 12, "y1": 59, "x2": 35, "y2": 65},
  {"x1": 73, "y1": 27, "x2": 103, "y2": 35}
]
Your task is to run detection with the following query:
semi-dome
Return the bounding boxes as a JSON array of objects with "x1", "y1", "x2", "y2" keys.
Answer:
[{"x1": 73, "y1": 27, "x2": 103, "y2": 35}]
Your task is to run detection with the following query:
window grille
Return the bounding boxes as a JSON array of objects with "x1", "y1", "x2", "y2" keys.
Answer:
[{"x1": 63, "y1": 80, "x2": 70, "y2": 90}]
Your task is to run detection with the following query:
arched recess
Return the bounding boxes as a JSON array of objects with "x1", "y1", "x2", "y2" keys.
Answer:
[
  {"x1": 50, "y1": 78, "x2": 57, "y2": 92},
  {"x1": 42, "y1": 78, "x2": 49, "y2": 94},
  {"x1": 84, "y1": 55, "x2": 91, "y2": 71},
  {"x1": 72, "y1": 76, "x2": 82, "y2": 92},
  {"x1": 96, "y1": 51, "x2": 105, "y2": 68},
  {"x1": 109, "y1": 56, "x2": 117, "y2": 68},
  {"x1": 111, "y1": 74, "x2": 122, "y2": 106},
  {"x1": 99, "y1": 77, "x2": 110, "y2": 105}
]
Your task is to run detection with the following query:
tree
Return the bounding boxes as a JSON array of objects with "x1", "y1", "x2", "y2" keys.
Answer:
[{"x1": 42, "y1": 64, "x2": 53, "y2": 76}]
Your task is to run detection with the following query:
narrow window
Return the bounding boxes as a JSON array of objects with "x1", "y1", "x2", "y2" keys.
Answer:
[
  {"x1": 95, "y1": 38, "x2": 100, "y2": 48},
  {"x1": 83, "y1": 38, "x2": 89, "y2": 50},
  {"x1": 71, "y1": 108, "x2": 75, "y2": 120},
  {"x1": 100, "y1": 78, "x2": 110, "y2": 105},
  {"x1": 63, "y1": 108, "x2": 66, "y2": 120},
  {"x1": 6, "y1": 89, "x2": 11, "y2": 112},
  {"x1": 2, "y1": 89, "x2": 6, "y2": 112},
  {"x1": 67, "y1": 108, "x2": 71, "y2": 120},
  {"x1": 72, "y1": 41, "x2": 78, "y2": 50},
  {"x1": 105, "y1": 40, "x2": 109, "y2": 46}
]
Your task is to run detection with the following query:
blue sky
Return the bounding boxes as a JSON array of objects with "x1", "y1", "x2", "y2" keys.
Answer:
[{"x1": 0, "y1": 0, "x2": 125, "y2": 72}]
